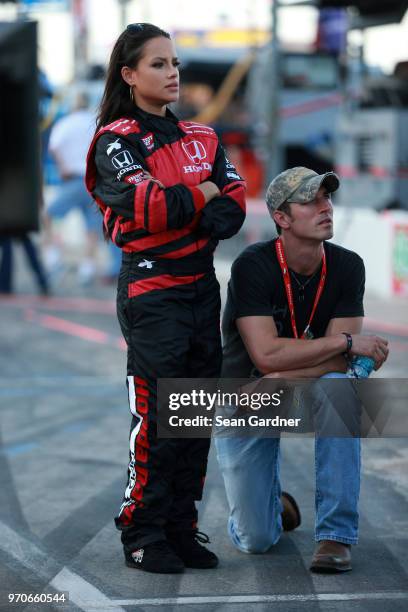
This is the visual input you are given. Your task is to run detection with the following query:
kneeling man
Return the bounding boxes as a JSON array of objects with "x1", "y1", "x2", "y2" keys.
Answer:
[{"x1": 216, "y1": 167, "x2": 388, "y2": 572}]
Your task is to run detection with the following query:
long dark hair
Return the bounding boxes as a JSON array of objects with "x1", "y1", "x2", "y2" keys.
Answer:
[{"x1": 96, "y1": 23, "x2": 171, "y2": 132}]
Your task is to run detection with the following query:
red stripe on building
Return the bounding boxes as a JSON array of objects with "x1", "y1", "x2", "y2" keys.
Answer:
[
  {"x1": 280, "y1": 93, "x2": 343, "y2": 119},
  {"x1": 370, "y1": 166, "x2": 389, "y2": 178},
  {"x1": 336, "y1": 165, "x2": 358, "y2": 178},
  {"x1": 128, "y1": 273, "x2": 205, "y2": 298}
]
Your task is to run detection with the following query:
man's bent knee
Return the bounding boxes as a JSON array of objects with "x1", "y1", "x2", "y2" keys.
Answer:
[
  {"x1": 235, "y1": 532, "x2": 278, "y2": 554},
  {"x1": 228, "y1": 518, "x2": 279, "y2": 554}
]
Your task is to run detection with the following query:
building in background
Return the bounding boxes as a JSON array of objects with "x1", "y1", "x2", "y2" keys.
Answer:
[{"x1": 1, "y1": 0, "x2": 408, "y2": 86}]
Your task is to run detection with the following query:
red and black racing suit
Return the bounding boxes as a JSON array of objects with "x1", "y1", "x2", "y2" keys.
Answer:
[{"x1": 86, "y1": 106, "x2": 246, "y2": 550}]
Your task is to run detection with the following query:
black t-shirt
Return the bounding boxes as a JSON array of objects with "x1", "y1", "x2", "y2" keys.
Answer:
[{"x1": 222, "y1": 238, "x2": 365, "y2": 377}]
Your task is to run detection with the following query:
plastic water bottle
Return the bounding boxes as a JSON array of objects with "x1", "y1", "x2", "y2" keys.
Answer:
[{"x1": 347, "y1": 356, "x2": 375, "y2": 379}]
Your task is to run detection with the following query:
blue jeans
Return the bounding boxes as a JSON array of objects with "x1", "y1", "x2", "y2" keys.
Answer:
[
  {"x1": 48, "y1": 177, "x2": 100, "y2": 232},
  {"x1": 215, "y1": 372, "x2": 361, "y2": 553}
]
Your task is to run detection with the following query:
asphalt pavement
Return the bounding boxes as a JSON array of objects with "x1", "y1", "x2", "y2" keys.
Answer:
[{"x1": 0, "y1": 245, "x2": 407, "y2": 612}]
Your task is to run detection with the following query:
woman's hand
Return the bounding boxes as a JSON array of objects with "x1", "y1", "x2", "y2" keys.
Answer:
[
  {"x1": 196, "y1": 181, "x2": 221, "y2": 204},
  {"x1": 142, "y1": 171, "x2": 165, "y2": 189},
  {"x1": 142, "y1": 173, "x2": 220, "y2": 206},
  {"x1": 142, "y1": 173, "x2": 220, "y2": 205}
]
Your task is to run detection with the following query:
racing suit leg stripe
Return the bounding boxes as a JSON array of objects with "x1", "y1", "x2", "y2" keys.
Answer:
[
  {"x1": 128, "y1": 273, "x2": 205, "y2": 298},
  {"x1": 119, "y1": 376, "x2": 150, "y2": 522},
  {"x1": 127, "y1": 375, "x2": 138, "y2": 418}
]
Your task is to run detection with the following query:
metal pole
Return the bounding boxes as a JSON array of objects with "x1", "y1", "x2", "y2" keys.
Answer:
[
  {"x1": 16, "y1": 0, "x2": 29, "y2": 20},
  {"x1": 118, "y1": 0, "x2": 129, "y2": 31},
  {"x1": 266, "y1": 0, "x2": 282, "y2": 184},
  {"x1": 72, "y1": 0, "x2": 88, "y2": 79}
]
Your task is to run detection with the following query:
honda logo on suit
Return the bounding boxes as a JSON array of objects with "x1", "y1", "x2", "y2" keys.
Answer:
[
  {"x1": 112, "y1": 150, "x2": 134, "y2": 169},
  {"x1": 182, "y1": 141, "x2": 207, "y2": 164}
]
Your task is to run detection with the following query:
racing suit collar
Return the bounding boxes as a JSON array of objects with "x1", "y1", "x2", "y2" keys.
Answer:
[{"x1": 131, "y1": 104, "x2": 183, "y2": 135}]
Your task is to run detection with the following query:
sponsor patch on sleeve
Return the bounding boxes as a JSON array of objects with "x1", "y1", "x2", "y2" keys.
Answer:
[
  {"x1": 124, "y1": 171, "x2": 145, "y2": 185},
  {"x1": 227, "y1": 171, "x2": 242, "y2": 180},
  {"x1": 116, "y1": 163, "x2": 143, "y2": 180},
  {"x1": 141, "y1": 133, "x2": 155, "y2": 151}
]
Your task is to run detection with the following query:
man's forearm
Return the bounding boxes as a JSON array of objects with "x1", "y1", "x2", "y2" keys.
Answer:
[
  {"x1": 239, "y1": 316, "x2": 387, "y2": 374},
  {"x1": 258, "y1": 334, "x2": 347, "y2": 374},
  {"x1": 265, "y1": 355, "x2": 348, "y2": 379}
]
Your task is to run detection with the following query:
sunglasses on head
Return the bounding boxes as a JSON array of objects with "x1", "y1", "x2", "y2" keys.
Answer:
[{"x1": 126, "y1": 23, "x2": 145, "y2": 33}]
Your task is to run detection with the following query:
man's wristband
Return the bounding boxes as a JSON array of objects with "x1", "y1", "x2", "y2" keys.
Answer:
[{"x1": 342, "y1": 332, "x2": 353, "y2": 354}]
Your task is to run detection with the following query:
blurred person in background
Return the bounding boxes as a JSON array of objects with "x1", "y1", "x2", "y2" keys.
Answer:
[
  {"x1": 44, "y1": 91, "x2": 99, "y2": 286},
  {"x1": 0, "y1": 234, "x2": 49, "y2": 295},
  {"x1": 0, "y1": 69, "x2": 52, "y2": 296},
  {"x1": 85, "y1": 23, "x2": 246, "y2": 574}
]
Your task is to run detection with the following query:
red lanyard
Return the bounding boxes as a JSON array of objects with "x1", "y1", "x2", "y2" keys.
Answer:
[{"x1": 275, "y1": 238, "x2": 326, "y2": 339}]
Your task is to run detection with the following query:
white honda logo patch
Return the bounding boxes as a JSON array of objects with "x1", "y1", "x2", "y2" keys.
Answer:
[
  {"x1": 111, "y1": 150, "x2": 134, "y2": 169},
  {"x1": 182, "y1": 141, "x2": 207, "y2": 164}
]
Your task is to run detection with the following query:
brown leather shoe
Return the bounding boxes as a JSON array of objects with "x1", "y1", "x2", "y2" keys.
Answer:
[
  {"x1": 310, "y1": 540, "x2": 352, "y2": 573},
  {"x1": 281, "y1": 491, "x2": 301, "y2": 531}
]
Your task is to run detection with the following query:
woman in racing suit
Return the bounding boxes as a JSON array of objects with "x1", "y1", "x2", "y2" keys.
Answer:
[{"x1": 85, "y1": 23, "x2": 246, "y2": 574}]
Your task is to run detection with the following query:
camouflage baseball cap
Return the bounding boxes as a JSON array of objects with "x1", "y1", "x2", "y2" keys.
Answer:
[{"x1": 265, "y1": 167, "x2": 340, "y2": 215}]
